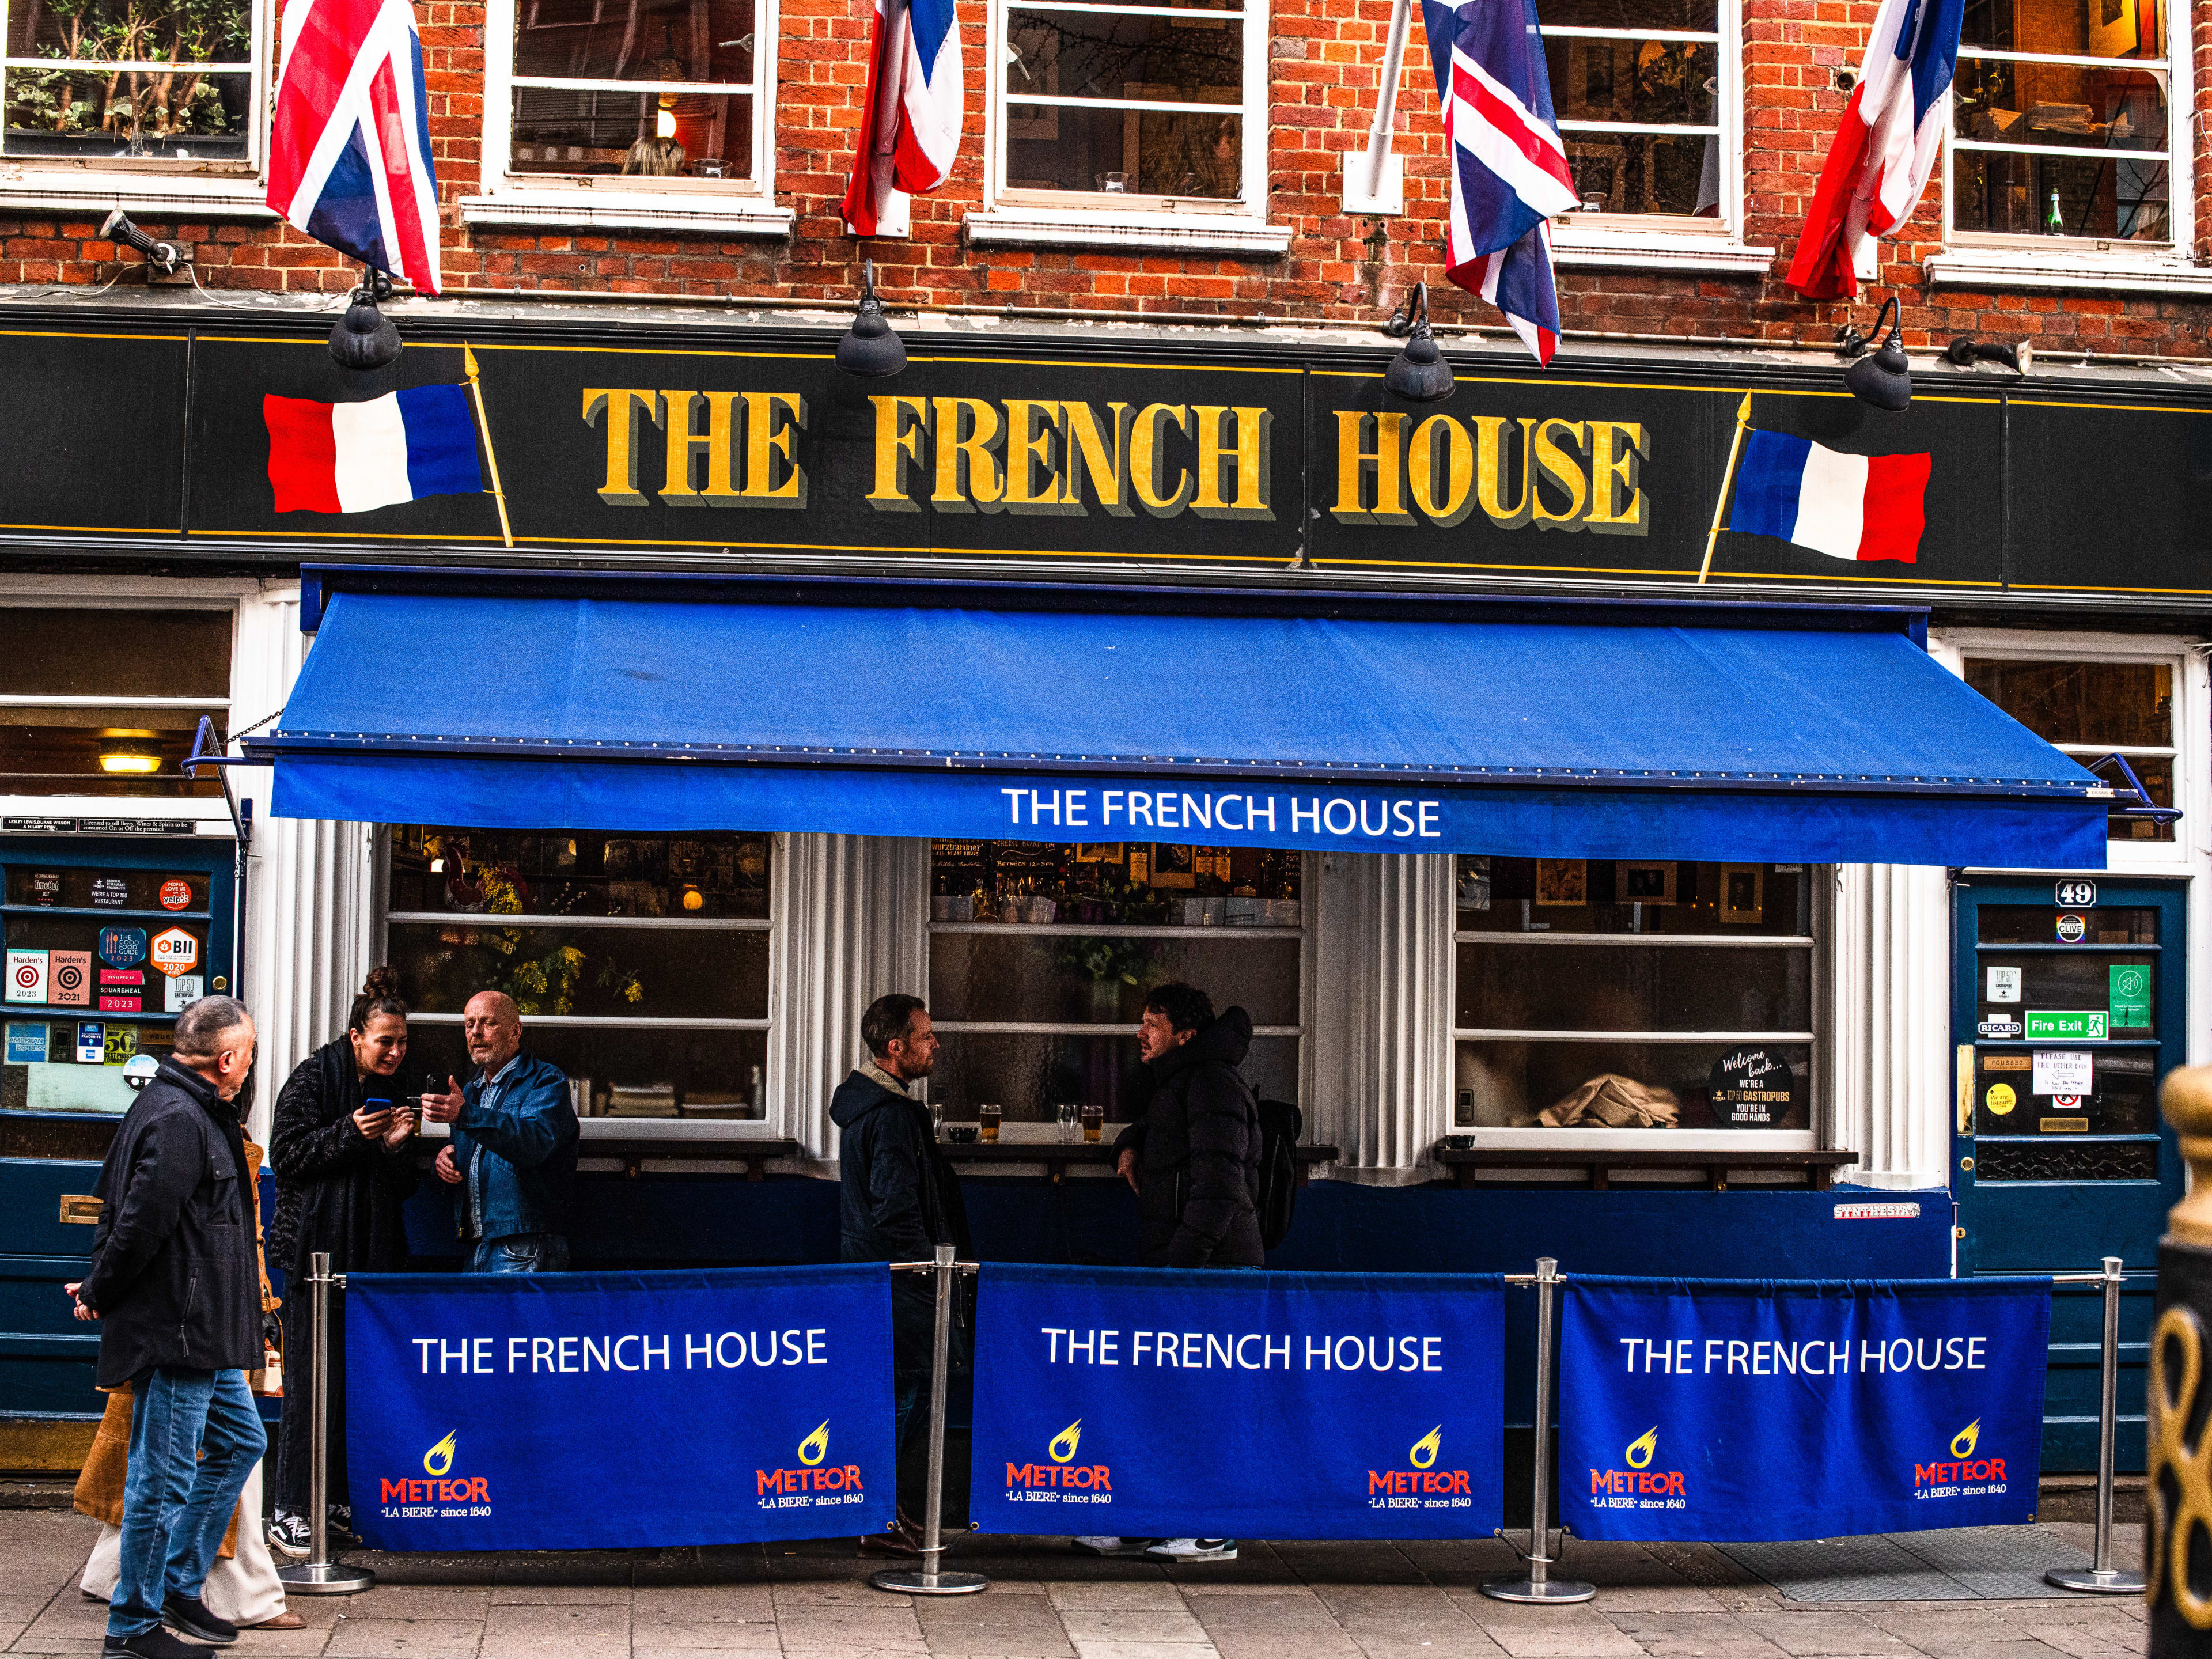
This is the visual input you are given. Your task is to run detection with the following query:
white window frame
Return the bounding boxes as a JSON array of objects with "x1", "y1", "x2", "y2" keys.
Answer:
[
  {"x1": 966, "y1": 0, "x2": 1289, "y2": 256},
  {"x1": 0, "y1": 0, "x2": 274, "y2": 218},
  {"x1": 1546, "y1": 0, "x2": 1773, "y2": 277},
  {"x1": 465, "y1": 0, "x2": 790, "y2": 237},
  {"x1": 1930, "y1": 0, "x2": 2200, "y2": 293},
  {"x1": 1448, "y1": 862, "x2": 1830, "y2": 1153}
]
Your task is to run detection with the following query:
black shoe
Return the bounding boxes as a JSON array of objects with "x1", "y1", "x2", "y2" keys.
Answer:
[
  {"x1": 161, "y1": 1594, "x2": 237, "y2": 1647},
  {"x1": 266, "y1": 1513, "x2": 310, "y2": 1560},
  {"x1": 103, "y1": 1627, "x2": 210, "y2": 1659}
]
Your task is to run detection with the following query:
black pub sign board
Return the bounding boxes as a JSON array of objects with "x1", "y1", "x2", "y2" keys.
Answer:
[{"x1": 3, "y1": 308, "x2": 2209, "y2": 603}]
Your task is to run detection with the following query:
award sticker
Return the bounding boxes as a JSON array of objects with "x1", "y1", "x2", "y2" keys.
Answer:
[
  {"x1": 1986, "y1": 1082, "x2": 2018, "y2": 1116},
  {"x1": 164, "y1": 974, "x2": 203, "y2": 1013},
  {"x1": 75, "y1": 1022, "x2": 103, "y2": 1063},
  {"x1": 149, "y1": 928, "x2": 199, "y2": 978},
  {"x1": 97, "y1": 927, "x2": 148, "y2": 971},
  {"x1": 5, "y1": 949, "x2": 48, "y2": 1005},
  {"x1": 1987, "y1": 966, "x2": 2022, "y2": 1003},
  {"x1": 89, "y1": 876, "x2": 128, "y2": 908},
  {"x1": 158, "y1": 879, "x2": 192, "y2": 911},
  {"x1": 49, "y1": 952, "x2": 90, "y2": 1008}
]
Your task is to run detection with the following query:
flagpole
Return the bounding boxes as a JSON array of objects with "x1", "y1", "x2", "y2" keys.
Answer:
[
  {"x1": 1342, "y1": 0, "x2": 1415, "y2": 213},
  {"x1": 1697, "y1": 392, "x2": 1753, "y2": 585},
  {"x1": 463, "y1": 343, "x2": 514, "y2": 550}
]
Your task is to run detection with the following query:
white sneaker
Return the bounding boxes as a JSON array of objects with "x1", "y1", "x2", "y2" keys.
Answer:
[{"x1": 1145, "y1": 1537, "x2": 1237, "y2": 1561}]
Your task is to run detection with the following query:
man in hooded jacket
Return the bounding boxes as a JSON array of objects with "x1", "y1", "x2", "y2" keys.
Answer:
[{"x1": 831, "y1": 993, "x2": 970, "y2": 1555}]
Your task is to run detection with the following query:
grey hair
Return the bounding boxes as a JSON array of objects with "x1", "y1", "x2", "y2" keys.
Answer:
[{"x1": 173, "y1": 995, "x2": 252, "y2": 1059}]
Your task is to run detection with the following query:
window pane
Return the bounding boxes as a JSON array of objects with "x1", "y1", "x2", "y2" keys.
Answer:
[
  {"x1": 1960, "y1": 0, "x2": 2165, "y2": 57},
  {"x1": 389, "y1": 828, "x2": 770, "y2": 919},
  {"x1": 1006, "y1": 9, "x2": 1242, "y2": 104},
  {"x1": 0, "y1": 610, "x2": 230, "y2": 697},
  {"x1": 513, "y1": 0, "x2": 756, "y2": 83},
  {"x1": 1456, "y1": 942, "x2": 1810, "y2": 1033},
  {"x1": 1964, "y1": 660, "x2": 2172, "y2": 745},
  {"x1": 1562, "y1": 132, "x2": 1716, "y2": 214},
  {"x1": 1955, "y1": 60, "x2": 2165, "y2": 149},
  {"x1": 930, "y1": 1032, "x2": 1297, "y2": 1124},
  {"x1": 4, "y1": 69, "x2": 249, "y2": 158},
  {"x1": 1455, "y1": 1040, "x2": 1812, "y2": 1130},
  {"x1": 1540, "y1": 0, "x2": 1716, "y2": 29},
  {"x1": 1456, "y1": 858, "x2": 1810, "y2": 936},
  {"x1": 388, "y1": 922, "x2": 766, "y2": 1020},
  {"x1": 930, "y1": 842, "x2": 1300, "y2": 923},
  {"x1": 7, "y1": 0, "x2": 251, "y2": 60},
  {"x1": 1976, "y1": 904, "x2": 2157, "y2": 944},
  {"x1": 1951, "y1": 148, "x2": 2169, "y2": 238},
  {"x1": 510, "y1": 86, "x2": 752, "y2": 179},
  {"x1": 408, "y1": 1024, "x2": 768, "y2": 1119},
  {"x1": 1546, "y1": 37, "x2": 1717, "y2": 125},
  {"x1": 2088, "y1": 753, "x2": 2176, "y2": 842},
  {"x1": 931, "y1": 932, "x2": 1301, "y2": 1026},
  {"x1": 1971, "y1": 1050, "x2": 2156, "y2": 1136},
  {"x1": 0, "y1": 715, "x2": 225, "y2": 798}
]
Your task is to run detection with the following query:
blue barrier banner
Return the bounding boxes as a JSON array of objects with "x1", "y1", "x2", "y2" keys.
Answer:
[
  {"x1": 1559, "y1": 1276, "x2": 2052, "y2": 1542},
  {"x1": 344, "y1": 1266, "x2": 895, "y2": 1551},
  {"x1": 969, "y1": 1264, "x2": 1505, "y2": 1540}
]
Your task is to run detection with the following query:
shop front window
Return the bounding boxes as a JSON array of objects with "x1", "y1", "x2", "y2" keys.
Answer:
[
  {"x1": 0, "y1": 608, "x2": 230, "y2": 800},
  {"x1": 1452, "y1": 856, "x2": 1817, "y2": 1134},
  {"x1": 384, "y1": 827, "x2": 772, "y2": 1121},
  {"x1": 1963, "y1": 658, "x2": 2175, "y2": 843},
  {"x1": 2, "y1": 0, "x2": 257, "y2": 167},
  {"x1": 925, "y1": 839, "x2": 1303, "y2": 1126},
  {"x1": 1949, "y1": 0, "x2": 2175, "y2": 243}
]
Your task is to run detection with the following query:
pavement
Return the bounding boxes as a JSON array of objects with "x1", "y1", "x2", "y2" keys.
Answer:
[{"x1": 0, "y1": 1509, "x2": 2151, "y2": 1659}]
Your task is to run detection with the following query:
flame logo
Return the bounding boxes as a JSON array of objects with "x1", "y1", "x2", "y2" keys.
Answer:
[
  {"x1": 797, "y1": 1422, "x2": 830, "y2": 1467},
  {"x1": 1625, "y1": 1427, "x2": 1658, "y2": 1469},
  {"x1": 1049, "y1": 1420, "x2": 1083, "y2": 1464},
  {"x1": 1410, "y1": 1426, "x2": 1442, "y2": 1469},
  {"x1": 1950, "y1": 1419, "x2": 1980, "y2": 1459},
  {"x1": 423, "y1": 1431, "x2": 456, "y2": 1477}
]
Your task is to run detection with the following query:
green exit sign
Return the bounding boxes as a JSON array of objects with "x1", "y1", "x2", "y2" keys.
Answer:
[{"x1": 2025, "y1": 1010, "x2": 2109, "y2": 1041}]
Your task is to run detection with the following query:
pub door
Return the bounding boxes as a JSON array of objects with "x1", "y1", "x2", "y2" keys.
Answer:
[{"x1": 1952, "y1": 875, "x2": 2183, "y2": 1474}]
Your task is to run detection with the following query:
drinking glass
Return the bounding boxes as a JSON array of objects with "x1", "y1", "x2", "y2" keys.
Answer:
[
  {"x1": 1082, "y1": 1103, "x2": 1104, "y2": 1143},
  {"x1": 1057, "y1": 1103, "x2": 1079, "y2": 1143},
  {"x1": 979, "y1": 1103, "x2": 1002, "y2": 1144}
]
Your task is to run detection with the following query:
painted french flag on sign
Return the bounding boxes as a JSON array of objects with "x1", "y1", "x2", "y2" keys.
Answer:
[
  {"x1": 264, "y1": 386, "x2": 482, "y2": 513},
  {"x1": 1728, "y1": 430, "x2": 1931, "y2": 563}
]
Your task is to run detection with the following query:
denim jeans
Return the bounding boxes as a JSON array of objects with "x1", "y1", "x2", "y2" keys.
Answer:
[
  {"x1": 112, "y1": 1368, "x2": 266, "y2": 1638},
  {"x1": 468, "y1": 1233, "x2": 570, "y2": 1273}
]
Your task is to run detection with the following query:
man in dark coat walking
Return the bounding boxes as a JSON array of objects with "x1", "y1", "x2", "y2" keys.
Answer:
[
  {"x1": 831, "y1": 993, "x2": 969, "y2": 1554},
  {"x1": 1084, "y1": 982, "x2": 1263, "y2": 1563},
  {"x1": 67, "y1": 995, "x2": 266, "y2": 1658}
]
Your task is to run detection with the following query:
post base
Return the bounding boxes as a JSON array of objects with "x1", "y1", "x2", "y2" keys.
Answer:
[
  {"x1": 869, "y1": 1567, "x2": 990, "y2": 1596},
  {"x1": 1480, "y1": 1575, "x2": 1597, "y2": 1604},
  {"x1": 2044, "y1": 1566, "x2": 2146, "y2": 1595},
  {"x1": 278, "y1": 1561, "x2": 377, "y2": 1595}
]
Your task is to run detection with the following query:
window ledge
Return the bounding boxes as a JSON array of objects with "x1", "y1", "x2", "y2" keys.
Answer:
[
  {"x1": 0, "y1": 169, "x2": 274, "y2": 219},
  {"x1": 458, "y1": 191, "x2": 793, "y2": 238},
  {"x1": 1927, "y1": 246, "x2": 2212, "y2": 295},
  {"x1": 1551, "y1": 228, "x2": 1775, "y2": 276},
  {"x1": 964, "y1": 205, "x2": 1291, "y2": 257}
]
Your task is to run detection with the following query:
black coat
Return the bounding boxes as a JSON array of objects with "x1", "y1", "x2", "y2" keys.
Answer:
[
  {"x1": 1114, "y1": 1007, "x2": 1264, "y2": 1268},
  {"x1": 80, "y1": 1057, "x2": 261, "y2": 1387},
  {"x1": 269, "y1": 1038, "x2": 419, "y2": 1277},
  {"x1": 831, "y1": 1070, "x2": 971, "y2": 1263}
]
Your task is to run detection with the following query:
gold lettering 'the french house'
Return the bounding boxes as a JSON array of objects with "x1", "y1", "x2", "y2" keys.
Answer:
[
  {"x1": 1331, "y1": 410, "x2": 1649, "y2": 535},
  {"x1": 582, "y1": 388, "x2": 808, "y2": 508}
]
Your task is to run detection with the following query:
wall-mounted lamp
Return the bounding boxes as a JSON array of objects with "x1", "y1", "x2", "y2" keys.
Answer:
[
  {"x1": 1834, "y1": 296, "x2": 1911, "y2": 412},
  {"x1": 1381, "y1": 282, "x2": 1455, "y2": 403},
  {"x1": 329, "y1": 267, "x2": 403, "y2": 372},
  {"x1": 835, "y1": 259, "x2": 907, "y2": 378},
  {"x1": 1944, "y1": 336, "x2": 2032, "y2": 376},
  {"x1": 100, "y1": 209, "x2": 185, "y2": 278}
]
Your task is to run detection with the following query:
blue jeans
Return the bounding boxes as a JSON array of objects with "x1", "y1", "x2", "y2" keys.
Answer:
[
  {"x1": 112, "y1": 1368, "x2": 265, "y2": 1638},
  {"x1": 468, "y1": 1233, "x2": 569, "y2": 1273}
]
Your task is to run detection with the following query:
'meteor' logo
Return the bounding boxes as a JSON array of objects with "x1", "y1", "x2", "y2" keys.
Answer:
[
  {"x1": 1952, "y1": 1420, "x2": 1980, "y2": 1458},
  {"x1": 1915, "y1": 1419, "x2": 2004, "y2": 1491},
  {"x1": 1409, "y1": 1426, "x2": 1441, "y2": 1470},
  {"x1": 1625, "y1": 1427, "x2": 1657, "y2": 1470},
  {"x1": 798, "y1": 1422, "x2": 830, "y2": 1467},
  {"x1": 424, "y1": 1431, "x2": 457, "y2": 1476},
  {"x1": 758, "y1": 1422, "x2": 864, "y2": 1497},
  {"x1": 1007, "y1": 1421, "x2": 1110, "y2": 1491},
  {"x1": 1049, "y1": 1421, "x2": 1082, "y2": 1464},
  {"x1": 1369, "y1": 1425, "x2": 1471, "y2": 1498},
  {"x1": 380, "y1": 1431, "x2": 488, "y2": 1507},
  {"x1": 1591, "y1": 1427, "x2": 1684, "y2": 1501}
]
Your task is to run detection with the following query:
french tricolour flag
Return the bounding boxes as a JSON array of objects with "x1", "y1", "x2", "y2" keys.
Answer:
[
  {"x1": 1784, "y1": 0, "x2": 1964, "y2": 300},
  {"x1": 265, "y1": 387, "x2": 482, "y2": 513},
  {"x1": 840, "y1": 0, "x2": 962, "y2": 237},
  {"x1": 1728, "y1": 430, "x2": 1930, "y2": 563}
]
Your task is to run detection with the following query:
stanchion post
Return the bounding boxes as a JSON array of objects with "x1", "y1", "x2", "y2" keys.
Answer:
[
  {"x1": 277, "y1": 1251, "x2": 374, "y2": 1595},
  {"x1": 2046, "y1": 1255, "x2": 2143, "y2": 1594},
  {"x1": 1483, "y1": 1258, "x2": 1594, "y2": 1604},
  {"x1": 870, "y1": 1245, "x2": 988, "y2": 1597}
]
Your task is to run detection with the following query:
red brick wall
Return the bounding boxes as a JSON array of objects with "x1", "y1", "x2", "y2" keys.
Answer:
[{"x1": 2, "y1": 0, "x2": 2206, "y2": 354}]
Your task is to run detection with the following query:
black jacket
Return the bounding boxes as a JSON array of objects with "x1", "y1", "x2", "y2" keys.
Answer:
[
  {"x1": 831, "y1": 1070, "x2": 971, "y2": 1263},
  {"x1": 81, "y1": 1057, "x2": 261, "y2": 1387},
  {"x1": 1113, "y1": 1007, "x2": 1264, "y2": 1268},
  {"x1": 269, "y1": 1038, "x2": 419, "y2": 1277}
]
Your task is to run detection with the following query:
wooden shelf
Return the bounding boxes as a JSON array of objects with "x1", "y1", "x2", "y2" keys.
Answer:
[{"x1": 1434, "y1": 1145, "x2": 1858, "y2": 1192}]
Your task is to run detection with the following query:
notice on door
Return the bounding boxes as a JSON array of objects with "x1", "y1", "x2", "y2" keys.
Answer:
[
  {"x1": 2032, "y1": 1051, "x2": 2092, "y2": 1096},
  {"x1": 2109, "y1": 964, "x2": 2152, "y2": 1029}
]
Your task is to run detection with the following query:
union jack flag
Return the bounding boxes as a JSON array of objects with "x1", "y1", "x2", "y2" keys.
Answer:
[
  {"x1": 267, "y1": 0, "x2": 443, "y2": 294},
  {"x1": 1421, "y1": 0, "x2": 1578, "y2": 363}
]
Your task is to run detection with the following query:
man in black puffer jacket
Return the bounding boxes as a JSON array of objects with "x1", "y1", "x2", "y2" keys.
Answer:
[{"x1": 69, "y1": 995, "x2": 266, "y2": 1659}]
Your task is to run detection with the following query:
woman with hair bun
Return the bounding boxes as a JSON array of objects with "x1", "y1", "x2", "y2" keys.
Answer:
[{"x1": 266, "y1": 965, "x2": 417, "y2": 1556}]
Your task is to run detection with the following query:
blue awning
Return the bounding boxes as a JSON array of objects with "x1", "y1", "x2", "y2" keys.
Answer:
[{"x1": 253, "y1": 592, "x2": 2107, "y2": 868}]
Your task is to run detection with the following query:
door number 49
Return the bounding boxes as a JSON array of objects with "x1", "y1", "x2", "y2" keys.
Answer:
[{"x1": 2055, "y1": 880, "x2": 2098, "y2": 908}]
